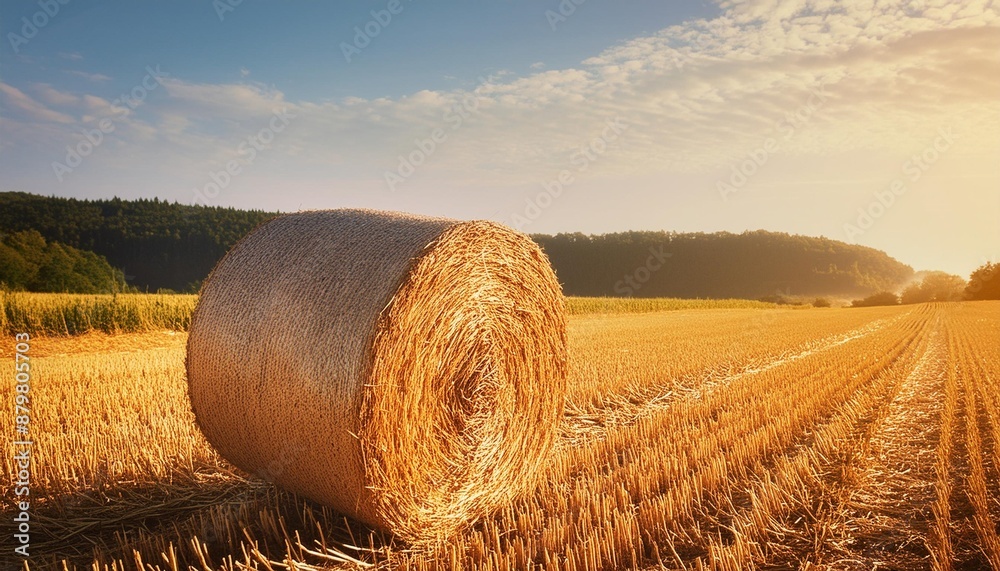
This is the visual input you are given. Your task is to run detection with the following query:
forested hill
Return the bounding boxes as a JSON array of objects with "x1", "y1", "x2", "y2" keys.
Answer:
[
  {"x1": 0, "y1": 192, "x2": 913, "y2": 297},
  {"x1": 0, "y1": 192, "x2": 273, "y2": 292},
  {"x1": 536, "y1": 232, "x2": 913, "y2": 299}
]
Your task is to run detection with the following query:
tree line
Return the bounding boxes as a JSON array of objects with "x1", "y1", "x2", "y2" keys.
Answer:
[
  {"x1": 0, "y1": 230, "x2": 126, "y2": 293},
  {"x1": 852, "y1": 264, "x2": 1000, "y2": 306},
  {"x1": 6, "y1": 191, "x2": 994, "y2": 303},
  {"x1": 0, "y1": 192, "x2": 272, "y2": 292},
  {"x1": 533, "y1": 231, "x2": 914, "y2": 298}
]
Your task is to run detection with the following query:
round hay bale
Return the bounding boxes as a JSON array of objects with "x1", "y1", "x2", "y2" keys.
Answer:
[{"x1": 186, "y1": 209, "x2": 567, "y2": 541}]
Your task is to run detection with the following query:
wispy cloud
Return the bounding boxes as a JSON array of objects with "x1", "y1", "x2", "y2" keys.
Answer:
[
  {"x1": 65, "y1": 70, "x2": 112, "y2": 82},
  {"x1": 32, "y1": 83, "x2": 80, "y2": 107},
  {"x1": 0, "y1": 82, "x2": 76, "y2": 124}
]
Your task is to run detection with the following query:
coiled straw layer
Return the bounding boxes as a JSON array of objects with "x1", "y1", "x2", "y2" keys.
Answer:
[{"x1": 186, "y1": 209, "x2": 567, "y2": 541}]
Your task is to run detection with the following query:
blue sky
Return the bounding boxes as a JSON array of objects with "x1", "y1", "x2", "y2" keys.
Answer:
[
  {"x1": 1, "y1": 0, "x2": 998, "y2": 277},
  {"x1": 2, "y1": 1, "x2": 717, "y2": 100}
]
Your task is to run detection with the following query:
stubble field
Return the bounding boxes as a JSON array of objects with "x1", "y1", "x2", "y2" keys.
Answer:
[{"x1": 2, "y1": 300, "x2": 999, "y2": 570}]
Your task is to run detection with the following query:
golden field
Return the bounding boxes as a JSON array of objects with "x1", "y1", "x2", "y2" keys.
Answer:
[
  {"x1": 0, "y1": 292, "x2": 198, "y2": 337},
  {"x1": 2, "y1": 299, "x2": 999, "y2": 570},
  {"x1": 0, "y1": 292, "x2": 775, "y2": 337}
]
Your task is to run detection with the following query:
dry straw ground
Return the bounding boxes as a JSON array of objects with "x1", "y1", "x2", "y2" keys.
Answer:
[{"x1": 2, "y1": 300, "x2": 999, "y2": 570}]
